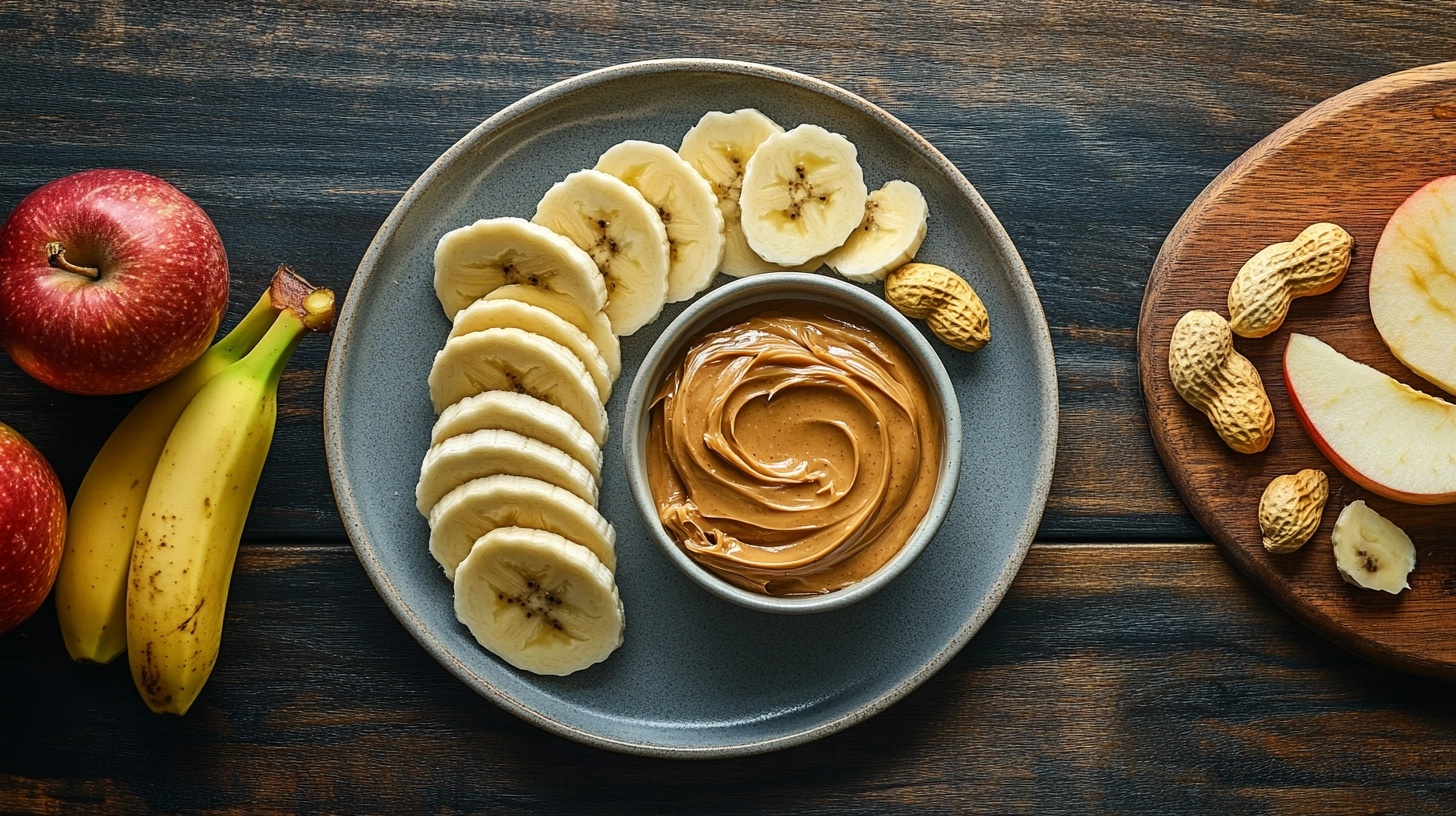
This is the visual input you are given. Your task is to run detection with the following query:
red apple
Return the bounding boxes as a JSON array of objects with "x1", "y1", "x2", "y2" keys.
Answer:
[
  {"x1": 0, "y1": 422, "x2": 66, "y2": 633},
  {"x1": 1369, "y1": 174, "x2": 1456, "y2": 397},
  {"x1": 1285, "y1": 332, "x2": 1456, "y2": 504},
  {"x1": 0, "y1": 169, "x2": 230, "y2": 395}
]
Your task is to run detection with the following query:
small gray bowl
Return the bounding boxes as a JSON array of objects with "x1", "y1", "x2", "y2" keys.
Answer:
[{"x1": 623, "y1": 273, "x2": 964, "y2": 614}]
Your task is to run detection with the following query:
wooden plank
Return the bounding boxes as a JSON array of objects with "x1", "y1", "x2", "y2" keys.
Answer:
[
  {"x1": 3, "y1": 1, "x2": 1452, "y2": 543},
  {"x1": 4, "y1": 542, "x2": 1456, "y2": 813}
]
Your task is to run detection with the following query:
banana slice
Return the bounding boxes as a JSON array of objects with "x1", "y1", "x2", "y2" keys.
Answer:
[
  {"x1": 429, "y1": 475, "x2": 616, "y2": 580},
  {"x1": 532, "y1": 170, "x2": 670, "y2": 336},
  {"x1": 416, "y1": 428, "x2": 598, "y2": 517},
  {"x1": 596, "y1": 140, "x2": 726, "y2": 303},
  {"x1": 449, "y1": 298, "x2": 613, "y2": 402},
  {"x1": 824, "y1": 180, "x2": 929, "y2": 283},
  {"x1": 430, "y1": 391, "x2": 601, "y2": 481},
  {"x1": 739, "y1": 124, "x2": 868, "y2": 266},
  {"x1": 427, "y1": 327, "x2": 607, "y2": 445},
  {"x1": 1332, "y1": 500, "x2": 1415, "y2": 594},
  {"x1": 433, "y1": 217, "x2": 607, "y2": 320},
  {"x1": 454, "y1": 526, "x2": 624, "y2": 676},
  {"x1": 679, "y1": 109, "x2": 785, "y2": 278},
  {"x1": 483, "y1": 284, "x2": 620, "y2": 381}
]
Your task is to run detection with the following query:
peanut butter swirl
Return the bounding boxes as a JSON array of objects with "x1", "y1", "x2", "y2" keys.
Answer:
[{"x1": 647, "y1": 303, "x2": 942, "y2": 596}]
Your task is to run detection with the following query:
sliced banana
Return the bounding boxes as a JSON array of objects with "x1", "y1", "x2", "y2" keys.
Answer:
[
  {"x1": 825, "y1": 180, "x2": 929, "y2": 283},
  {"x1": 596, "y1": 140, "x2": 726, "y2": 303},
  {"x1": 427, "y1": 327, "x2": 607, "y2": 445},
  {"x1": 454, "y1": 526, "x2": 624, "y2": 676},
  {"x1": 484, "y1": 284, "x2": 620, "y2": 380},
  {"x1": 532, "y1": 169, "x2": 670, "y2": 336},
  {"x1": 416, "y1": 428, "x2": 598, "y2": 517},
  {"x1": 739, "y1": 123, "x2": 868, "y2": 266},
  {"x1": 433, "y1": 217, "x2": 607, "y2": 320},
  {"x1": 679, "y1": 109, "x2": 785, "y2": 277},
  {"x1": 449, "y1": 298, "x2": 613, "y2": 402},
  {"x1": 1332, "y1": 500, "x2": 1415, "y2": 594},
  {"x1": 430, "y1": 391, "x2": 601, "y2": 481},
  {"x1": 429, "y1": 475, "x2": 616, "y2": 580}
]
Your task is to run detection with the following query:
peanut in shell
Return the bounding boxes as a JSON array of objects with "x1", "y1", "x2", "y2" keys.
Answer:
[
  {"x1": 1227, "y1": 222, "x2": 1352, "y2": 339},
  {"x1": 1258, "y1": 469, "x2": 1329, "y2": 553},
  {"x1": 1167, "y1": 309, "x2": 1274, "y2": 454},
  {"x1": 884, "y1": 263, "x2": 990, "y2": 352}
]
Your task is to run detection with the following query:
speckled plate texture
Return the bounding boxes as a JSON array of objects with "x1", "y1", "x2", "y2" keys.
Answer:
[{"x1": 324, "y1": 59, "x2": 1058, "y2": 758}]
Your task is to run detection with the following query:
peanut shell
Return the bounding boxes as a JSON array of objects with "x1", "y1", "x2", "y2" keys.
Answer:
[
  {"x1": 1227, "y1": 222, "x2": 1352, "y2": 338},
  {"x1": 1167, "y1": 310, "x2": 1274, "y2": 454},
  {"x1": 1258, "y1": 469, "x2": 1329, "y2": 553},
  {"x1": 884, "y1": 263, "x2": 990, "y2": 352}
]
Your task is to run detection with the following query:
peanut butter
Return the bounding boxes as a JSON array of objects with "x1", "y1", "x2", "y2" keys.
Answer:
[{"x1": 646, "y1": 302, "x2": 943, "y2": 596}]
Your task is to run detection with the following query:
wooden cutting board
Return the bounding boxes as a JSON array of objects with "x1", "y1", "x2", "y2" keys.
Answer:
[{"x1": 1138, "y1": 62, "x2": 1456, "y2": 680}]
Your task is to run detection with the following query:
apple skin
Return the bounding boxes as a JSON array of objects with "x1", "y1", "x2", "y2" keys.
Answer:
[
  {"x1": 0, "y1": 422, "x2": 66, "y2": 634},
  {"x1": 1284, "y1": 332, "x2": 1456, "y2": 505},
  {"x1": 1285, "y1": 388, "x2": 1440, "y2": 503},
  {"x1": 0, "y1": 169, "x2": 229, "y2": 395}
]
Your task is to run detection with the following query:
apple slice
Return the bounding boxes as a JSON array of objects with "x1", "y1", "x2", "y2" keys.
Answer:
[
  {"x1": 1285, "y1": 332, "x2": 1456, "y2": 505},
  {"x1": 1369, "y1": 174, "x2": 1456, "y2": 396}
]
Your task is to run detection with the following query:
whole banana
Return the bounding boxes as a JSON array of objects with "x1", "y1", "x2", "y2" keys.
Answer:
[
  {"x1": 126, "y1": 271, "x2": 333, "y2": 715},
  {"x1": 55, "y1": 290, "x2": 280, "y2": 664}
]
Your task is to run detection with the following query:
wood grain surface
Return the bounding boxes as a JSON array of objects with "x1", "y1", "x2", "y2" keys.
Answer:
[
  {"x1": 8, "y1": 543, "x2": 1456, "y2": 815},
  {"x1": 1139, "y1": 62, "x2": 1456, "y2": 680},
  {"x1": 2, "y1": 0, "x2": 1456, "y2": 811}
]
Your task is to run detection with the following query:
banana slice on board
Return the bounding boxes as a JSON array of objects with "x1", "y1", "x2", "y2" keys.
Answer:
[
  {"x1": 532, "y1": 170, "x2": 670, "y2": 336},
  {"x1": 416, "y1": 428, "x2": 598, "y2": 516},
  {"x1": 433, "y1": 217, "x2": 607, "y2": 320},
  {"x1": 430, "y1": 391, "x2": 601, "y2": 481},
  {"x1": 427, "y1": 327, "x2": 607, "y2": 445},
  {"x1": 739, "y1": 124, "x2": 868, "y2": 266},
  {"x1": 454, "y1": 526, "x2": 624, "y2": 677},
  {"x1": 429, "y1": 474, "x2": 616, "y2": 579},
  {"x1": 596, "y1": 140, "x2": 726, "y2": 303},
  {"x1": 679, "y1": 109, "x2": 785, "y2": 278},
  {"x1": 483, "y1": 284, "x2": 621, "y2": 381},
  {"x1": 825, "y1": 180, "x2": 929, "y2": 283},
  {"x1": 1332, "y1": 500, "x2": 1415, "y2": 594},
  {"x1": 449, "y1": 298, "x2": 613, "y2": 402}
]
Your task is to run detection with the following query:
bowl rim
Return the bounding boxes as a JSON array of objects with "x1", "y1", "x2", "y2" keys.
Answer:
[
  {"x1": 623, "y1": 273, "x2": 965, "y2": 614},
  {"x1": 323, "y1": 57, "x2": 1059, "y2": 758}
]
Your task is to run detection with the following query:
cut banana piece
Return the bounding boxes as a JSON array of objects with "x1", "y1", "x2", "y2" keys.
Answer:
[
  {"x1": 433, "y1": 217, "x2": 607, "y2": 320},
  {"x1": 449, "y1": 298, "x2": 613, "y2": 402},
  {"x1": 739, "y1": 124, "x2": 868, "y2": 266},
  {"x1": 533, "y1": 170, "x2": 670, "y2": 336},
  {"x1": 1332, "y1": 500, "x2": 1415, "y2": 594},
  {"x1": 430, "y1": 391, "x2": 602, "y2": 481},
  {"x1": 825, "y1": 180, "x2": 929, "y2": 283},
  {"x1": 429, "y1": 475, "x2": 616, "y2": 580},
  {"x1": 416, "y1": 428, "x2": 598, "y2": 516},
  {"x1": 484, "y1": 284, "x2": 620, "y2": 381},
  {"x1": 454, "y1": 526, "x2": 624, "y2": 676},
  {"x1": 596, "y1": 140, "x2": 726, "y2": 303},
  {"x1": 679, "y1": 109, "x2": 785, "y2": 277},
  {"x1": 427, "y1": 327, "x2": 607, "y2": 445}
]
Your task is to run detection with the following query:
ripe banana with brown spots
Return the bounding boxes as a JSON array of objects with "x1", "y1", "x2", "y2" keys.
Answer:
[{"x1": 126, "y1": 269, "x2": 334, "y2": 715}]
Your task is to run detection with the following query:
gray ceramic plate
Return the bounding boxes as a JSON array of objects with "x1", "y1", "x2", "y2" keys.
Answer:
[{"x1": 324, "y1": 59, "x2": 1057, "y2": 758}]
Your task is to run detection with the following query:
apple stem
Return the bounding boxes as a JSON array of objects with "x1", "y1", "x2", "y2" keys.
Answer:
[{"x1": 44, "y1": 242, "x2": 99, "y2": 280}]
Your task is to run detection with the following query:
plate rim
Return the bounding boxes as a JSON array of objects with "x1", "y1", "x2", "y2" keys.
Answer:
[{"x1": 323, "y1": 58, "x2": 1059, "y2": 757}]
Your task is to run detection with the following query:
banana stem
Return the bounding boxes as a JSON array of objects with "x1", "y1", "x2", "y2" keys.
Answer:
[
  {"x1": 213, "y1": 292, "x2": 282, "y2": 360},
  {"x1": 238, "y1": 310, "x2": 310, "y2": 390},
  {"x1": 231, "y1": 271, "x2": 336, "y2": 387}
]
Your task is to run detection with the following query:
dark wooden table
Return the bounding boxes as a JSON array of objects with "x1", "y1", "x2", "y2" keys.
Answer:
[{"x1": 4, "y1": 2, "x2": 1456, "y2": 813}]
